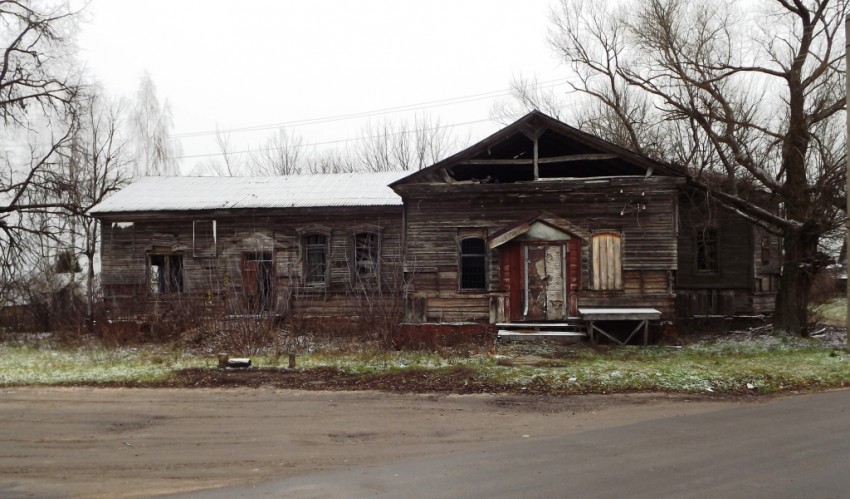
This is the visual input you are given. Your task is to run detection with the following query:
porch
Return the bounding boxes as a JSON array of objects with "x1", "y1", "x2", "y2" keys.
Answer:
[{"x1": 496, "y1": 307, "x2": 661, "y2": 345}]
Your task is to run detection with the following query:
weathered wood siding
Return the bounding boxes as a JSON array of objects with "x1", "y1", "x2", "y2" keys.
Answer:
[
  {"x1": 398, "y1": 176, "x2": 682, "y2": 322},
  {"x1": 676, "y1": 193, "x2": 778, "y2": 316},
  {"x1": 99, "y1": 206, "x2": 403, "y2": 321}
]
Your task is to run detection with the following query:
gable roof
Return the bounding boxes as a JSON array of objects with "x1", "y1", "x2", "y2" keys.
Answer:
[
  {"x1": 488, "y1": 211, "x2": 592, "y2": 249},
  {"x1": 89, "y1": 172, "x2": 407, "y2": 215},
  {"x1": 391, "y1": 110, "x2": 682, "y2": 187}
]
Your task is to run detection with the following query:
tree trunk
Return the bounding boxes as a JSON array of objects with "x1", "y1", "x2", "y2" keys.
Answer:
[{"x1": 773, "y1": 225, "x2": 820, "y2": 336}]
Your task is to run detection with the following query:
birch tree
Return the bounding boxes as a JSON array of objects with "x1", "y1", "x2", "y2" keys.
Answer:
[{"x1": 129, "y1": 70, "x2": 181, "y2": 176}]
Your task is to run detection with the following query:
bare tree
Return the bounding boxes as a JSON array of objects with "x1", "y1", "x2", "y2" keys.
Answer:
[
  {"x1": 545, "y1": 0, "x2": 846, "y2": 335},
  {"x1": 249, "y1": 127, "x2": 304, "y2": 176},
  {"x1": 305, "y1": 147, "x2": 358, "y2": 174},
  {"x1": 355, "y1": 114, "x2": 457, "y2": 172},
  {"x1": 1, "y1": 0, "x2": 80, "y2": 301},
  {"x1": 189, "y1": 127, "x2": 245, "y2": 176},
  {"x1": 63, "y1": 90, "x2": 130, "y2": 327},
  {"x1": 491, "y1": 75, "x2": 568, "y2": 124},
  {"x1": 129, "y1": 70, "x2": 181, "y2": 176}
]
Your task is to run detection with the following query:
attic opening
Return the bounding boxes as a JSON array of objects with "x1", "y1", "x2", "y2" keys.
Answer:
[{"x1": 445, "y1": 129, "x2": 647, "y2": 183}]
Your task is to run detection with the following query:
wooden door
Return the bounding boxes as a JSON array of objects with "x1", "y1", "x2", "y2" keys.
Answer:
[
  {"x1": 523, "y1": 243, "x2": 567, "y2": 321},
  {"x1": 242, "y1": 252, "x2": 274, "y2": 312}
]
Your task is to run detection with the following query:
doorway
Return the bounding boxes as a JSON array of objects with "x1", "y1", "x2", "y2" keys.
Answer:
[
  {"x1": 243, "y1": 252, "x2": 274, "y2": 313},
  {"x1": 523, "y1": 243, "x2": 568, "y2": 321}
]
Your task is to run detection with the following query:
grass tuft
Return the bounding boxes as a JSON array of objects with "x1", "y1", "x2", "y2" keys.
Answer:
[{"x1": 1, "y1": 331, "x2": 848, "y2": 394}]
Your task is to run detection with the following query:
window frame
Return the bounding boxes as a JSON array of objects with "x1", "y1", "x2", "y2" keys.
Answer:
[
  {"x1": 760, "y1": 236, "x2": 771, "y2": 267},
  {"x1": 192, "y1": 220, "x2": 217, "y2": 257},
  {"x1": 147, "y1": 252, "x2": 184, "y2": 294},
  {"x1": 458, "y1": 236, "x2": 487, "y2": 291},
  {"x1": 694, "y1": 226, "x2": 720, "y2": 274},
  {"x1": 302, "y1": 233, "x2": 329, "y2": 286},
  {"x1": 351, "y1": 231, "x2": 381, "y2": 283}
]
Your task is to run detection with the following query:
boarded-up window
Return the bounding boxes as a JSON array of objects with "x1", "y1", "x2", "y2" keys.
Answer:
[
  {"x1": 592, "y1": 232, "x2": 622, "y2": 290},
  {"x1": 696, "y1": 227, "x2": 719, "y2": 272},
  {"x1": 304, "y1": 234, "x2": 328, "y2": 285},
  {"x1": 148, "y1": 254, "x2": 184, "y2": 293},
  {"x1": 193, "y1": 220, "x2": 217, "y2": 257},
  {"x1": 460, "y1": 238, "x2": 486, "y2": 290},
  {"x1": 353, "y1": 232, "x2": 380, "y2": 280}
]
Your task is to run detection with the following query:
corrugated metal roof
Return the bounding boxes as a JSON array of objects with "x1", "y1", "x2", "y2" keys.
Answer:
[{"x1": 89, "y1": 172, "x2": 409, "y2": 214}]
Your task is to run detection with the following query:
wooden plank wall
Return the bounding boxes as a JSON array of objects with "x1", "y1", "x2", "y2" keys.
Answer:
[
  {"x1": 401, "y1": 177, "x2": 681, "y2": 322},
  {"x1": 99, "y1": 206, "x2": 403, "y2": 321},
  {"x1": 676, "y1": 192, "x2": 778, "y2": 316}
]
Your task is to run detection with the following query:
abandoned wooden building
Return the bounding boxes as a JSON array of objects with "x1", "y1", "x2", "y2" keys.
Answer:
[{"x1": 90, "y1": 111, "x2": 779, "y2": 342}]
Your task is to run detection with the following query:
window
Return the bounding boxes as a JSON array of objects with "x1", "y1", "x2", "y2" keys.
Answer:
[
  {"x1": 460, "y1": 237, "x2": 486, "y2": 290},
  {"x1": 760, "y1": 236, "x2": 771, "y2": 266},
  {"x1": 353, "y1": 232, "x2": 380, "y2": 280},
  {"x1": 695, "y1": 227, "x2": 719, "y2": 272},
  {"x1": 592, "y1": 232, "x2": 622, "y2": 290},
  {"x1": 148, "y1": 254, "x2": 184, "y2": 293},
  {"x1": 193, "y1": 220, "x2": 217, "y2": 257},
  {"x1": 304, "y1": 234, "x2": 328, "y2": 285}
]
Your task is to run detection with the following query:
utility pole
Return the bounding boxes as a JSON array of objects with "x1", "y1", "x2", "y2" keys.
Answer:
[{"x1": 845, "y1": 15, "x2": 849, "y2": 350}]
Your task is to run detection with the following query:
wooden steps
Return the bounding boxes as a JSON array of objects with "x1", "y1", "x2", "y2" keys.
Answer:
[{"x1": 496, "y1": 321, "x2": 587, "y2": 342}]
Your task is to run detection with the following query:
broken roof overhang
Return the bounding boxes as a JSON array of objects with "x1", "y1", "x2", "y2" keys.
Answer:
[{"x1": 390, "y1": 110, "x2": 684, "y2": 188}]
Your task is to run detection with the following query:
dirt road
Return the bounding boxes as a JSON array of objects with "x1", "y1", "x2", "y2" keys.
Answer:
[{"x1": 0, "y1": 388, "x2": 737, "y2": 498}]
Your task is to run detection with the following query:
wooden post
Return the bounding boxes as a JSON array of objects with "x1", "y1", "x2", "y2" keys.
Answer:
[
  {"x1": 533, "y1": 139, "x2": 539, "y2": 180},
  {"x1": 288, "y1": 353, "x2": 296, "y2": 369}
]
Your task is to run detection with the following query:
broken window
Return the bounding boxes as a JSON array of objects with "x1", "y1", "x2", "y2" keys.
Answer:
[
  {"x1": 148, "y1": 254, "x2": 184, "y2": 294},
  {"x1": 353, "y1": 232, "x2": 380, "y2": 280},
  {"x1": 592, "y1": 232, "x2": 623, "y2": 290},
  {"x1": 304, "y1": 234, "x2": 328, "y2": 285},
  {"x1": 459, "y1": 237, "x2": 487, "y2": 290},
  {"x1": 696, "y1": 227, "x2": 719, "y2": 273}
]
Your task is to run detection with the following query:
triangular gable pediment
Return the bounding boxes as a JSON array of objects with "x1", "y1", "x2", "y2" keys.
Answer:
[
  {"x1": 391, "y1": 111, "x2": 681, "y2": 189},
  {"x1": 488, "y1": 212, "x2": 591, "y2": 249}
]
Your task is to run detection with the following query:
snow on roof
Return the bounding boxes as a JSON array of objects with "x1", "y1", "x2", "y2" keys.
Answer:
[{"x1": 88, "y1": 172, "x2": 409, "y2": 214}]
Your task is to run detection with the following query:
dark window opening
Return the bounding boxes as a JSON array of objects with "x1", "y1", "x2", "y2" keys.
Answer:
[
  {"x1": 149, "y1": 254, "x2": 184, "y2": 294},
  {"x1": 353, "y1": 232, "x2": 380, "y2": 280},
  {"x1": 696, "y1": 227, "x2": 719, "y2": 272},
  {"x1": 243, "y1": 252, "x2": 274, "y2": 312},
  {"x1": 761, "y1": 236, "x2": 771, "y2": 266},
  {"x1": 449, "y1": 163, "x2": 535, "y2": 183},
  {"x1": 460, "y1": 238, "x2": 487, "y2": 290},
  {"x1": 304, "y1": 235, "x2": 328, "y2": 285}
]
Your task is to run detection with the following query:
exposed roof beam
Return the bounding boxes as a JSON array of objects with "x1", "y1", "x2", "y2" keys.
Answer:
[
  {"x1": 539, "y1": 153, "x2": 617, "y2": 164},
  {"x1": 460, "y1": 153, "x2": 619, "y2": 166}
]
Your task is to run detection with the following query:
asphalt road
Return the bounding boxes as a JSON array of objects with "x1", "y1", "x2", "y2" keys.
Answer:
[{"x1": 171, "y1": 390, "x2": 850, "y2": 499}]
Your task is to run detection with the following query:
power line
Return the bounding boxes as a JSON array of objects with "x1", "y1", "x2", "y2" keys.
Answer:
[
  {"x1": 170, "y1": 78, "x2": 569, "y2": 139},
  {"x1": 169, "y1": 117, "x2": 497, "y2": 161}
]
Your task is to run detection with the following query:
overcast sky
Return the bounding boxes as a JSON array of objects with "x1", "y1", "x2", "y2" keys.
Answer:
[{"x1": 76, "y1": 1, "x2": 571, "y2": 173}]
